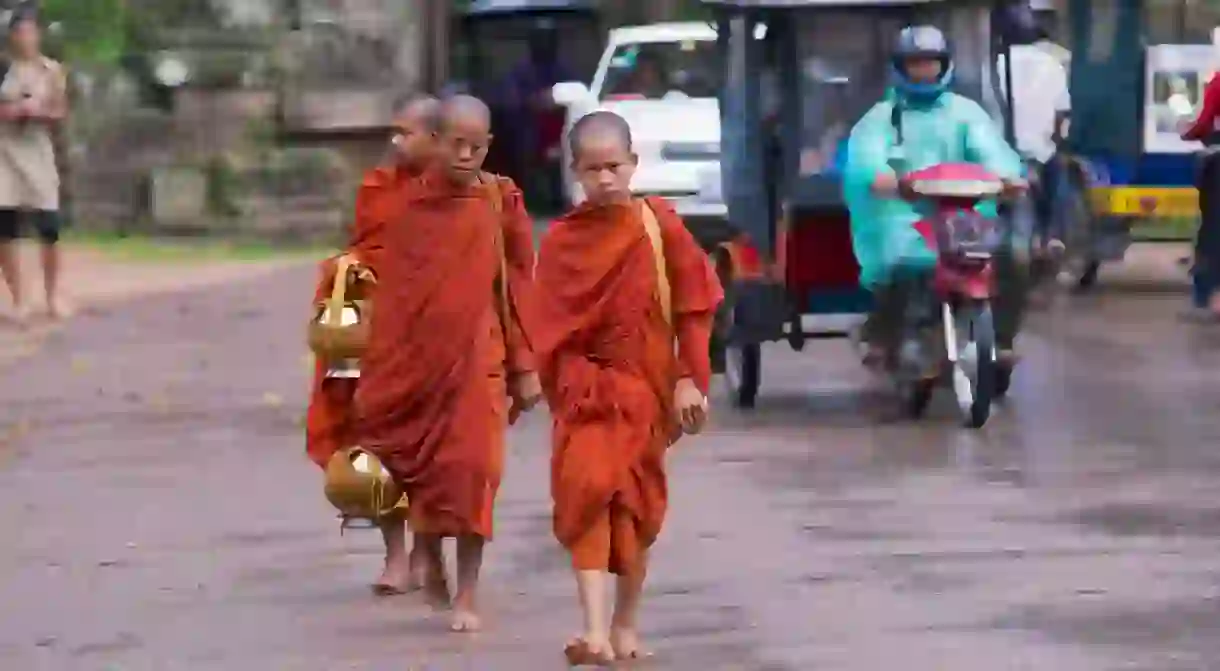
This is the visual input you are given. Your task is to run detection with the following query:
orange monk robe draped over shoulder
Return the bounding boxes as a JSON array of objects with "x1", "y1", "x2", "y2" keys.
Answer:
[
  {"x1": 305, "y1": 164, "x2": 411, "y2": 468},
  {"x1": 485, "y1": 174, "x2": 538, "y2": 378},
  {"x1": 534, "y1": 197, "x2": 722, "y2": 574},
  {"x1": 475, "y1": 174, "x2": 537, "y2": 533},
  {"x1": 353, "y1": 172, "x2": 531, "y2": 540}
]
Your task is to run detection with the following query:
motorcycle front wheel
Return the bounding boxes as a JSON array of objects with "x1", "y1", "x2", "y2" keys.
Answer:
[{"x1": 946, "y1": 301, "x2": 997, "y2": 428}]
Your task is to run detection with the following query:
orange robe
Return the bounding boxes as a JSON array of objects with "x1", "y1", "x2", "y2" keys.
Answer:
[
  {"x1": 305, "y1": 164, "x2": 411, "y2": 468},
  {"x1": 534, "y1": 197, "x2": 722, "y2": 575},
  {"x1": 353, "y1": 172, "x2": 535, "y2": 540},
  {"x1": 477, "y1": 174, "x2": 537, "y2": 534}
]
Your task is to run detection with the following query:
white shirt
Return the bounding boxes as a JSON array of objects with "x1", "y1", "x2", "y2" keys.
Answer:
[{"x1": 997, "y1": 42, "x2": 1071, "y2": 163}]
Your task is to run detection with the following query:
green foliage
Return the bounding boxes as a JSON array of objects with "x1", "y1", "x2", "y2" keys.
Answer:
[
  {"x1": 40, "y1": 0, "x2": 128, "y2": 65},
  {"x1": 38, "y1": 0, "x2": 225, "y2": 65}
]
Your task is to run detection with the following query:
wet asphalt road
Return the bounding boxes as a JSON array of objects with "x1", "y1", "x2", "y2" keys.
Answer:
[{"x1": 2, "y1": 267, "x2": 1220, "y2": 670}]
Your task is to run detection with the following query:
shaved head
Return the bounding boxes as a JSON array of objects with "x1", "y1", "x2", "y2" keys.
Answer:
[
  {"x1": 393, "y1": 93, "x2": 441, "y2": 131},
  {"x1": 568, "y1": 111, "x2": 637, "y2": 205},
  {"x1": 388, "y1": 93, "x2": 442, "y2": 171},
  {"x1": 435, "y1": 94, "x2": 493, "y2": 184},
  {"x1": 568, "y1": 111, "x2": 633, "y2": 159},
  {"x1": 439, "y1": 94, "x2": 492, "y2": 132}
]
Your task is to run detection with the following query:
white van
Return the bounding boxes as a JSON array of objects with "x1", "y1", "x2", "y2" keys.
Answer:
[{"x1": 551, "y1": 22, "x2": 724, "y2": 217}]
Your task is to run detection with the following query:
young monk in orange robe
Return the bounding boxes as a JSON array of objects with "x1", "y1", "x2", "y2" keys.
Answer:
[
  {"x1": 534, "y1": 111, "x2": 723, "y2": 665},
  {"x1": 304, "y1": 95, "x2": 442, "y2": 595},
  {"x1": 354, "y1": 95, "x2": 540, "y2": 632}
]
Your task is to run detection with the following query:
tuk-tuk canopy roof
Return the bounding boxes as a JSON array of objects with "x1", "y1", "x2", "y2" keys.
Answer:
[{"x1": 464, "y1": 0, "x2": 597, "y2": 17}]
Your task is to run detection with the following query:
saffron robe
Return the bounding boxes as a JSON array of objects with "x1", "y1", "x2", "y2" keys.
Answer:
[{"x1": 534, "y1": 197, "x2": 722, "y2": 574}]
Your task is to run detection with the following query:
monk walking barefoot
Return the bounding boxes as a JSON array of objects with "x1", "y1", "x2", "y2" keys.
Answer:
[
  {"x1": 303, "y1": 94, "x2": 441, "y2": 596},
  {"x1": 534, "y1": 111, "x2": 722, "y2": 665},
  {"x1": 354, "y1": 94, "x2": 539, "y2": 633}
]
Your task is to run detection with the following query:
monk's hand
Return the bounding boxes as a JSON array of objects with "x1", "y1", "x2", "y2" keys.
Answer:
[
  {"x1": 507, "y1": 371, "x2": 542, "y2": 424},
  {"x1": 674, "y1": 377, "x2": 708, "y2": 435}
]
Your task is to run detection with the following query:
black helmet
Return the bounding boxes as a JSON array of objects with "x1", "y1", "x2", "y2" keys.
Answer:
[
  {"x1": 995, "y1": 1, "x2": 1047, "y2": 45},
  {"x1": 891, "y1": 25, "x2": 954, "y2": 100}
]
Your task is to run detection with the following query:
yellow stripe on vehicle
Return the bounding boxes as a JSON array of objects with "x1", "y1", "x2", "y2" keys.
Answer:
[{"x1": 1087, "y1": 187, "x2": 1198, "y2": 217}]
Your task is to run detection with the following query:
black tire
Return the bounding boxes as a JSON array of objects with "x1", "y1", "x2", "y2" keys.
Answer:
[{"x1": 960, "y1": 303, "x2": 997, "y2": 428}]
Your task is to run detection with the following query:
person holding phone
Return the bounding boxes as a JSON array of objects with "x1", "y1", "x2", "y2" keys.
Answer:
[{"x1": 0, "y1": 3, "x2": 69, "y2": 324}]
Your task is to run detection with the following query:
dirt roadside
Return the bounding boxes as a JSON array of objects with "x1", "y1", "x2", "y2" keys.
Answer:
[{"x1": 0, "y1": 242, "x2": 318, "y2": 370}]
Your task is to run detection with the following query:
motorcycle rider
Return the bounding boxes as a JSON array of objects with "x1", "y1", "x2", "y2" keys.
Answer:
[{"x1": 844, "y1": 25, "x2": 1027, "y2": 372}]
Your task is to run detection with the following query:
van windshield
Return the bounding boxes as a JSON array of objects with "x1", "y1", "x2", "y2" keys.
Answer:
[{"x1": 600, "y1": 39, "x2": 720, "y2": 101}]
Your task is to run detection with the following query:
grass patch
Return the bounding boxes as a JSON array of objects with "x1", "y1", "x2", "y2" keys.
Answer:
[{"x1": 64, "y1": 231, "x2": 337, "y2": 263}]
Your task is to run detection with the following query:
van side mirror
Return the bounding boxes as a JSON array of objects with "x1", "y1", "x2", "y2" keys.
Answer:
[{"x1": 552, "y1": 82, "x2": 592, "y2": 106}]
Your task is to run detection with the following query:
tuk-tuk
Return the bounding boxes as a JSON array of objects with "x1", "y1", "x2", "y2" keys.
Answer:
[
  {"x1": 703, "y1": 0, "x2": 1036, "y2": 408},
  {"x1": 457, "y1": 0, "x2": 602, "y2": 211},
  {"x1": 1059, "y1": 0, "x2": 1203, "y2": 288}
]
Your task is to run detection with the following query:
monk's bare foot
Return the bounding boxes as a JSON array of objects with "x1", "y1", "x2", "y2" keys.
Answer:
[
  {"x1": 610, "y1": 627, "x2": 653, "y2": 662},
  {"x1": 46, "y1": 298, "x2": 73, "y2": 321},
  {"x1": 4, "y1": 303, "x2": 30, "y2": 329},
  {"x1": 370, "y1": 555, "x2": 414, "y2": 596},
  {"x1": 449, "y1": 608, "x2": 481, "y2": 633},
  {"x1": 449, "y1": 586, "x2": 481, "y2": 633},
  {"x1": 564, "y1": 637, "x2": 614, "y2": 667}
]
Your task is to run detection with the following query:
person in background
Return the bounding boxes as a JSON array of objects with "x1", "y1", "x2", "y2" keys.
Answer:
[
  {"x1": 846, "y1": 25, "x2": 1026, "y2": 370},
  {"x1": 0, "y1": 4, "x2": 69, "y2": 324},
  {"x1": 499, "y1": 25, "x2": 576, "y2": 194},
  {"x1": 998, "y1": 33, "x2": 1071, "y2": 255},
  {"x1": 628, "y1": 52, "x2": 669, "y2": 99},
  {"x1": 1180, "y1": 63, "x2": 1220, "y2": 321}
]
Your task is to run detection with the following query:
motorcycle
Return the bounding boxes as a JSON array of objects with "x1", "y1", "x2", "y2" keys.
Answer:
[{"x1": 890, "y1": 163, "x2": 1010, "y2": 428}]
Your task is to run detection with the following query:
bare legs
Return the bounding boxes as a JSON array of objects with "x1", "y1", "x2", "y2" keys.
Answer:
[
  {"x1": 579, "y1": 570, "x2": 610, "y2": 645},
  {"x1": 406, "y1": 531, "x2": 484, "y2": 632},
  {"x1": 0, "y1": 237, "x2": 64, "y2": 323},
  {"x1": 450, "y1": 534, "x2": 485, "y2": 632},
  {"x1": 370, "y1": 514, "x2": 415, "y2": 595},
  {"x1": 566, "y1": 554, "x2": 651, "y2": 665},
  {"x1": 413, "y1": 532, "x2": 451, "y2": 609},
  {"x1": 609, "y1": 551, "x2": 650, "y2": 659},
  {"x1": 0, "y1": 240, "x2": 23, "y2": 323},
  {"x1": 40, "y1": 240, "x2": 66, "y2": 318}
]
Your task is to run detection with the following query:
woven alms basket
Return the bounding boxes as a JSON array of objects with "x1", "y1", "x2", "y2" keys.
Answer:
[{"x1": 307, "y1": 255, "x2": 376, "y2": 362}]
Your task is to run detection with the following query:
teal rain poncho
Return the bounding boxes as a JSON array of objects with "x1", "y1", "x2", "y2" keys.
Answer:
[{"x1": 842, "y1": 90, "x2": 1023, "y2": 288}]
